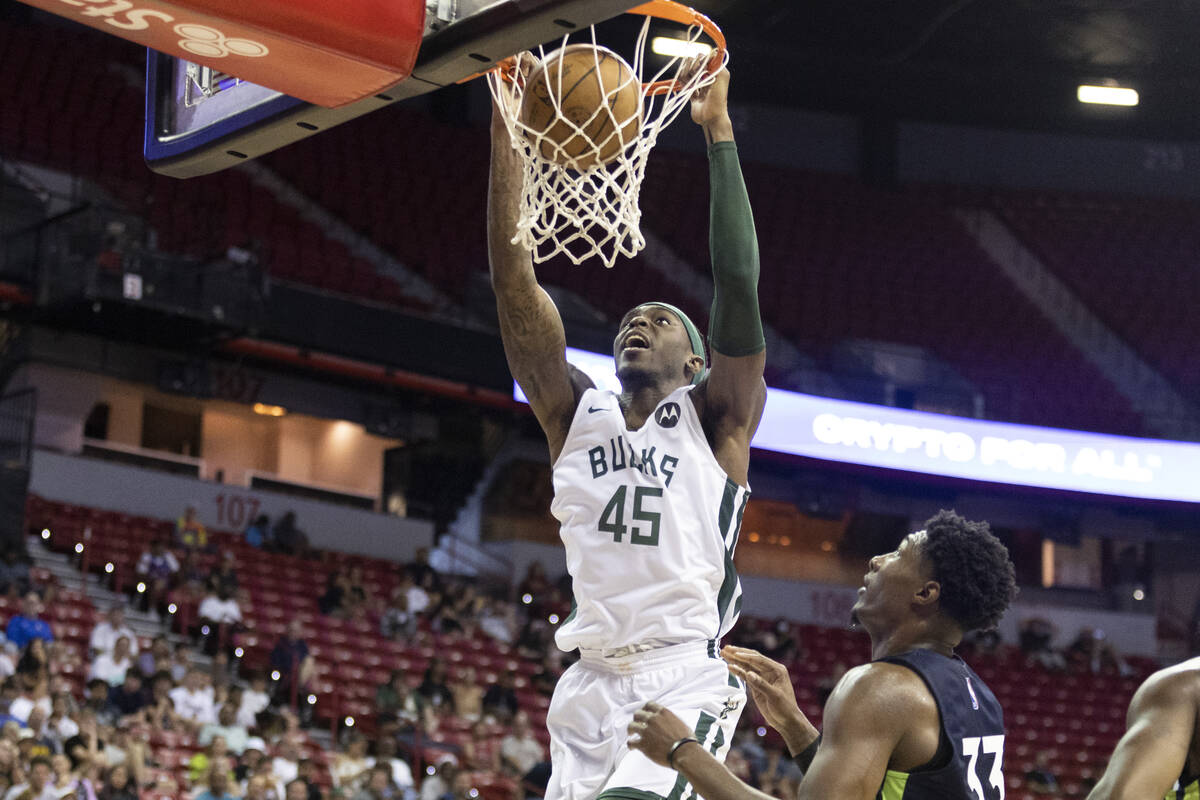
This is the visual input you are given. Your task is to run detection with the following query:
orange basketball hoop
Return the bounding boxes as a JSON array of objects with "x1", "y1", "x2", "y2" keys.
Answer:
[{"x1": 485, "y1": 0, "x2": 728, "y2": 268}]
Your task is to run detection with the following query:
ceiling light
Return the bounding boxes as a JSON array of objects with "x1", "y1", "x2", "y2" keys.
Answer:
[
  {"x1": 651, "y1": 36, "x2": 712, "y2": 60},
  {"x1": 253, "y1": 402, "x2": 287, "y2": 416},
  {"x1": 1077, "y1": 84, "x2": 1138, "y2": 107}
]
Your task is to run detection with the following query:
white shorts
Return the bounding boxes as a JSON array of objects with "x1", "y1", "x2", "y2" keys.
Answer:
[{"x1": 544, "y1": 640, "x2": 746, "y2": 800}]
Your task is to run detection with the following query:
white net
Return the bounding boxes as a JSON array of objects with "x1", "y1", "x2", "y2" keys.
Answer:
[{"x1": 487, "y1": 11, "x2": 727, "y2": 269}]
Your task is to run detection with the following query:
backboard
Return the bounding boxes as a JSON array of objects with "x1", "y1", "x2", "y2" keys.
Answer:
[{"x1": 144, "y1": 0, "x2": 640, "y2": 178}]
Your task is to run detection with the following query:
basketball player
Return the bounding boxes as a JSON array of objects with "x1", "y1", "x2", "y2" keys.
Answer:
[
  {"x1": 628, "y1": 510, "x2": 1017, "y2": 800},
  {"x1": 1086, "y1": 657, "x2": 1200, "y2": 799},
  {"x1": 488, "y1": 65, "x2": 765, "y2": 800}
]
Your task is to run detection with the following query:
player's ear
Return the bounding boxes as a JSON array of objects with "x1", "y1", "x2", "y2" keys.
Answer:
[
  {"x1": 685, "y1": 354, "x2": 705, "y2": 380},
  {"x1": 914, "y1": 580, "x2": 941, "y2": 609}
]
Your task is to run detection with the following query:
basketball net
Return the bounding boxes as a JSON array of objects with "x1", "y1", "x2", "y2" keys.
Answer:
[{"x1": 487, "y1": 6, "x2": 727, "y2": 269}]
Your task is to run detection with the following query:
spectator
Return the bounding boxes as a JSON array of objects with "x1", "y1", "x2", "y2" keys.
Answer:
[
  {"x1": 188, "y1": 736, "x2": 230, "y2": 786},
  {"x1": 415, "y1": 660, "x2": 453, "y2": 715},
  {"x1": 49, "y1": 754, "x2": 78, "y2": 800},
  {"x1": 0, "y1": 547, "x2": 31, "y2": 597},
  {"x1": 481, "y1": 671, "x2": 518, "y2": 722},
  {"x1": 516, "y1": 563, "x2": 550, "y2": 608},
  {"x1": 394, "y1": 575, "x2": 428, "y2": 619},
  {"x1": 88, "y1": 608, "x2": 138, "y2": 659},
  {"x1": 4, "y1": 755, "x2": 57, "y2": 800},
  {"x1": 531, "y1": 655, "x2": 561, "y2": 697},
  {"x1": 170, "y1": 645, "x2": 193, "y2": 683},
  {"x1": 96, "y1": 764, "x2": 137, "y2": 800},
  {"x1": 10, "y1": 674, "x2": 51, "y2": 725},
  {"x1": 199, "y1": 705, "x2": 249, "y2": 755},
  {"x1": 104, "y1": 671, "x2": 146, "y2": 719},
  {"x1": 330, "y1": 735, "x2": 371, "y2": 793},
  {"x1": 283, "y1": 781, "x2": 307, "y2": 800},
  {"x1": 292, "y1": 761, "x2": 321, "y2": 800},
  {"x1": 243, "y1": 516, "x2": 271, "y2": 550},
  {"x1": 136, "y1": 637, "x2": 170, "y2": 679},
  {"x1": 170, "y1": 669, "x2": 217, "y2": 726},
  {"x1": 1020, "y1": 617, "x2": 1066, "y2": 672},
  {"x1": 448, "y1": 668, "x2": 483, "y2": 722},
  {"x1": 87, "y1": 637, "x2": 133, "y2": 687},
  {"x1": 499, "y1": 711, "x2": 547, "y2": 791},
  {"x1": 209, "y1": 554, "x2": 239, "y2": 598},
  {"x1": 461, "y1": 720, "x2": 499, "y2": 773},
  {"x1": 815, "y1": 661, "x2": 848, "y2": 707},
  {"x1": 141, "y1": 671, "x2": 182, "y2": 731},
  {"x1": 175, "y1": 505, "x2": 208, "y2": 551},
  {"x1": 269, "y1": 739, "x2": 301, "y2": 786},
  {"x1": 349, "y1": 766, "x2": 393, "y2": 800},
  {"x1": 243, "y1": 775, "x2": 271, "y2": 800},
  {"x1": 477, "y1": 599, "x2": 515, "y2": 647},
  {"x1": 193, "y1": 758, "x2": 238, "y2": 800},
  {"x1": 198, "y1": 588, "x2": 243, "y2": 628},
  {"x1": 270, "y1": 513, "x2": 308, "y2": 558},
  {"x1": 1025, "y1": 750, "x2": 1060, "y2": 795},
  {"x1": 134, "y1": 541, "x2": 178, "y2": 614},
  {"x1": 379, "y1": 593, "x2": 415, "y2": 641},
  {"x1": 343, "y1": 568, "x2": 369, "y2": 620},
  {"x1": 16, "y1": 640, "x2": 50, "y2": 686},
  {"x1": 374, "y1": 672, "x2": 412, "y2": 725},
  {"x1": 237, "y1": 674, "x2": 270, "y2": 730},
  {"x1": 439, "y1": 771, "x2": 474, "y2": 800},
  {"x1": 370, "y1": 739, "x2": 412, "y2": 795},
  {"x1": 318, "y1": 570, "x2": 350, "y2": 618},
  {"x1": 76, "y1": 681, "x2": 112, "y2": 728},
  {"x1": 405, "y1": 549, "x2": 439, "y2": 594},
  {"x1": 1066, "y1": 627, "x2": 1134, "y2": 677},
  {"x1": 268, "y1": 623, "x2": 314, "y2": 708},
  {"x1": 417, "y1": 757, "x2": 455, "y2": 800},
  {"x1": 6, "y1": 594, "x2": 53, "y2": 651},
  {"x1": 46, "y1": 695, "x2": 78, "y2": 743}
]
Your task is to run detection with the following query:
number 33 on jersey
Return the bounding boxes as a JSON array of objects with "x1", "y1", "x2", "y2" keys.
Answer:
[{"x1": 551, "y1": 385, "x2": 750, "y2": 652}]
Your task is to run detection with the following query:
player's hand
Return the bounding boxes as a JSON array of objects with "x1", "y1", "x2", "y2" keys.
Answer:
[
  {"x1": 491, "y1": 51, "x2": 538, "y2": 134},
  {"x1": 689, "y1": 66, "x2": 731, "y2": 128},
  {"x1": 627, "y1": 702, "x2": 694, "y2": 768},
  {"x1": 722, "y1": 645, "x2": 807, "y2": 736}
]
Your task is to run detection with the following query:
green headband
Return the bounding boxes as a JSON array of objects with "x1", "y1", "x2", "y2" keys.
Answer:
[{"x1": 645, "y1": 301, "x2": 707, "y2": 385}]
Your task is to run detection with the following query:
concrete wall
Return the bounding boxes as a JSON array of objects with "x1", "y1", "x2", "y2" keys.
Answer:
[{"x1": 30, "y1": 450, "x2": 433, "y2": 562}]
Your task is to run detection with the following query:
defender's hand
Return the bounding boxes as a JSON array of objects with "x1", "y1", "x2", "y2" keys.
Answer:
[
  {"x1": 628, "y1": 702, "x2": 695, "y2": 768},
  {"x1": 722, "y1": 645, "x2": 811, "y2": 745}
]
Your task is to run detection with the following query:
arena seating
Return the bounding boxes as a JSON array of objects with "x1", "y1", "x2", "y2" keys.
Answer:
[
  {"x1": 26, "y1": 493, "x2": 1157, "y2": 799},
  {"x1": 994, "y1": 188, "x2": 1200, "y2": 399}
]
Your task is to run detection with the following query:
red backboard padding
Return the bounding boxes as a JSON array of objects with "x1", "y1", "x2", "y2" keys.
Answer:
[{"x1": 17, "y1": 0, "x2": 424, "y2": 107}]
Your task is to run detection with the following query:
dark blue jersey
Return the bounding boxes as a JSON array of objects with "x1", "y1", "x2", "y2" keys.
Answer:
[{"x1": 875, "y1": 649, "x2": 1006, "y2": 800}]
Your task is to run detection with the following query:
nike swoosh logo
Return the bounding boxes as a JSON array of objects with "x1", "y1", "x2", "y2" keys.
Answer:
[{"x1": 587, "y1": 407, "x2": 605, "y2": 413}]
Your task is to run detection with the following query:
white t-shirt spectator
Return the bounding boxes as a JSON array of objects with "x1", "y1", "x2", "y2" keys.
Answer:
[
  {"x1": 198, "y1": 595, "x2": 242, "y2": 624},
  {"x1": 500, "y1": 733, "x2": 544, "y2": 776},
  {"x1": 8, "y1": 694, "x2": 51, "y2": 724},
  {"x1": 368, "y1": 757, "x2": 414, "y2": 790},
  {"x1": 237, "y1": 688, "x2": 270, "y2": 729},
  {"x1": 169, "y1": 685, "x2": 217, "y2": 724},
  {"x1": 198, "y1": 722, "x2": 249, "y2": 754},
  {"x1": 89, "y1": 622, "x2": 140, "y2": 657},
  {"x1": 404, "y1": 586, "x2": 430, "y2": 615},
  {"x1": 270, "y1": 757, "x2": 298, "y2": 785},
  {"x1": 88, "y1": 652, "x2": 133, "y2": 686}
]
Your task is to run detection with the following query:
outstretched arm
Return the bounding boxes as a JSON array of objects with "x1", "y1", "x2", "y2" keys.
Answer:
[
  {"x1": 488, "y1": 63, "x2": 586, "y2": 461},
  {"x1": 1088, "y1": 670, "x2": 1196, "y2": 800},
  {"x1": 690, "y1": 70, "x2": 767, "y2": 487}
]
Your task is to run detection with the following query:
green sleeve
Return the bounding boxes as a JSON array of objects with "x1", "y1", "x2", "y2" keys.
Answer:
[{"x1": 707, "y1": 141, "x2": 765, "y2": 358}]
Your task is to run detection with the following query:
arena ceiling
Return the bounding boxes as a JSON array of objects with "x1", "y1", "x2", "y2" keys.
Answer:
[{"x1": 688, "y1": 0, "x2": 1200, "y2": 140}]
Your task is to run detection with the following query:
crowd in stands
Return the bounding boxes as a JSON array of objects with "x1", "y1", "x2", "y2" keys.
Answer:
[{"x1": 14, "y1": 495, "x2": 1164, "y2": 800}]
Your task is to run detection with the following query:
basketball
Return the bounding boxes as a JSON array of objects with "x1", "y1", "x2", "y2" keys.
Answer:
[{"x1": 519, "y1": 44, "x2": 643, "y2": 170}]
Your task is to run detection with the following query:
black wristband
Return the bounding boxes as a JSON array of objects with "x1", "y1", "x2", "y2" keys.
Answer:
[
  {"x1": 791, "y1": 733, "x2": 821, "y2": 773},
  {"x1": 667, "y1": 737, "x2": 700, "y2": 769}
]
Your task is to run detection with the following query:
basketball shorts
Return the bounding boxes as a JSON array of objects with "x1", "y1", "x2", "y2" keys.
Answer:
[{"x1": 544, "y1": 639, "x2": 746, "y2": 800}]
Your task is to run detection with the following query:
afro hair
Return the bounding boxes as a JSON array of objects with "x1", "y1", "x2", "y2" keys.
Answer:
[{"x1": 919, "y1": 509, "x2": 1017, "y2": 632}]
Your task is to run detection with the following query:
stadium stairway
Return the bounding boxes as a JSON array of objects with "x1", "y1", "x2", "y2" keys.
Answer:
[{"x1": 954, "y1": 207, "x2": 1200, "y2": 440}]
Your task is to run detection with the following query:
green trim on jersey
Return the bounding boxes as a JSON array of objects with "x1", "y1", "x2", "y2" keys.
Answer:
[
  {"x1": 715, "y1": 478, "x2": 747, "y2": 625},
  {"x1": 596, "y1": 790, "x2": 664, "y2": 800},
  {"x1": 877, "y1": 770, "x2": 910, "y2": 800},
  {"x1": 602, "y1": 712, "x2": 721, "y2": 800},
  {"x1": 1168, "y1": 778, "x2": 1200, "y2": 800},
  {"x1": 716, "y1": 479, "x2": 739, "y2": 541}
]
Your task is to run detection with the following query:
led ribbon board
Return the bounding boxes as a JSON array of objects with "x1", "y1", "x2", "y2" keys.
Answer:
[{"x1": 515, "y1": 348, "x2": 1200, "y2": 503}]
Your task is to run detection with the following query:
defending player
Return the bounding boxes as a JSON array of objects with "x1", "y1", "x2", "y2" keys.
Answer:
[
  {"x1": 1086, "y1": 657, "x2": 1200, "y2": 800},
  {"x1": 488, "y1": 66, "x2": 766, "y2": 800},
  {"x1": 628, "y1": 510, "x2": 1017, "y2": 800}
]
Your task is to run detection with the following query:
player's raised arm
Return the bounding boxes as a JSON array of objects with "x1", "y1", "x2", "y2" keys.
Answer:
[
  {"x1": 488, "y1": 62, "x2": 586, "y2": 460},
  {"x1": 1087, "y1": 668, "x2": 1196, "y2": 800},
  {"x1": 689, "y1": 69, "x2": 767, "y2": 486}
]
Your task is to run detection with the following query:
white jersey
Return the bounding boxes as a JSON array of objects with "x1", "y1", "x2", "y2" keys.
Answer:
[{"x1": 551, "y1": 385, "x2": 748, "y2": 652}]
